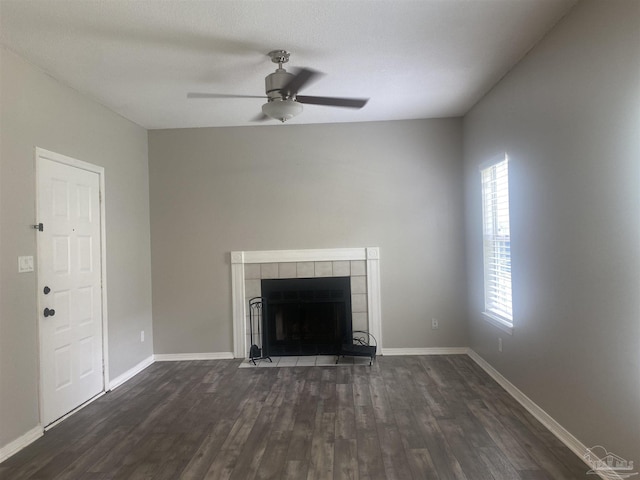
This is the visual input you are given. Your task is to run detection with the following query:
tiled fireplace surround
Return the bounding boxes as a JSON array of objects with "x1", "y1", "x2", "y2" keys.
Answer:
[{"x1": 230, "y1": 248, "x2": 382, "y2": 359}]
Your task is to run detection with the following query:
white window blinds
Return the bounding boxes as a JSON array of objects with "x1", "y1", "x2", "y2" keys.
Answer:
[{"x1": 481, "y1": 156, "x2": 513, "y2": 324}]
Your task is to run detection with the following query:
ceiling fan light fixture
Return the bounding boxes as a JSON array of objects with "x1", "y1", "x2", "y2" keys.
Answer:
[{"x1": 262, "y1": 98, "x2": 303, "y2": 122}]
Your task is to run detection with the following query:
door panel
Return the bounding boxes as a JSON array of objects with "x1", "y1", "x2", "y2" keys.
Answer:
[{"x1": 38, "y1": 156, "x2": 104, "y2": 426}]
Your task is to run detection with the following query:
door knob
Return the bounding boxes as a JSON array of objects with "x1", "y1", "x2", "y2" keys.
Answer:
[
  {"x1": 43, "y1": 286, "x2": 51, "y2": 295},
  {"x1": 44, "y1": 308, "x2": 55, "y2": 318}
]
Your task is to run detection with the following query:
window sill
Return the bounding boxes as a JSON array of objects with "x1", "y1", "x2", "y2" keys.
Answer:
[{"x1": 482, "y1": 312, "x2": 513, "y2": 335}]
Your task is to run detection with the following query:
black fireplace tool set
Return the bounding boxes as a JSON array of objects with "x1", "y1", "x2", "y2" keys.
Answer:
[{"x1": 248, "y1": 297, "x2": 272, "y2": 365}]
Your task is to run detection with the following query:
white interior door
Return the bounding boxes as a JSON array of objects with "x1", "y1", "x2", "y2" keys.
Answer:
[{"x1": 37, "y1": 154, "x2": 104, "y2": 426}]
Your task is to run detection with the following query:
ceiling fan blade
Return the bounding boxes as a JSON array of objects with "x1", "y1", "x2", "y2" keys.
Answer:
[
  {"x1": 280, "y1": 68, "x2": 321, "y2": 95},
  {"x1": 296, "y1": 95, "x2": 368, "y2": 109},
  {"x1": 187, "y1": 93, "x2": 266, "y2": 99}
]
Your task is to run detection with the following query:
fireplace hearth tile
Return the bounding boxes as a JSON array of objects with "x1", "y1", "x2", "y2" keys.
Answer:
[
  {"x1": 350, "y1": 260, "x2": 366, "y2": 276},
  {"x1": 258, "y1": 359, "x2": 278, "y2": 367},
  {"x1": 351, "y1": 294, "x2": 368, "y2": 313},
  {"x1": 238, "y1": 356, "x2": 367, "y2": 368},
  {"x1": 261, "y1": 263, "x2": 279, "y2": 279},
  {"x1": 278, "y1": 262, "x2": 297, "y2": 278},
  {"x1": 296, "y1": 356, "x2": 317, "y2": 366},
  {"x1": 350, "y1": 276, "x2": 367, "y2": 294},
  {"x1": 244, "y1": 264, "x2": 261, "y2": 279},
  {"x1": 245, "y1": 279, "x2": 261, "y2": 298},
  {"x1": 296, "y1": 262, "x2": 314, "y2": 277},
  {"x1": 352, "y1": 357, "x2": 372, "y2": 365},
  {"x1": 352, "y1": 312, "x2": 368, "y2": 331},
  {"x1": 314, "y1": 262, "x2": 333, "y2": 277},
  {"x1": 315, "y1": 355, "x2": 336, "y2": 366},
  {"x1": 332, "y1": 261, "x2": 350, "y2": 276},
  {"x1": 277, "y1": 356, "x2": 299, "y2": 366}
]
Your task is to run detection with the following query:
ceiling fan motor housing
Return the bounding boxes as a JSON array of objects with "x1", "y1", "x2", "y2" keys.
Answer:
[
  {"x1": 263, "y1": 58, "x2": 303, "y2": 122},
  {"x1": 265, "y1": 68, "x2": 296, "y2": 101}
]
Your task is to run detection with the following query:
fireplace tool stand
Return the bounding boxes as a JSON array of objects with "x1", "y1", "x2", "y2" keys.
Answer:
[
  {"x1": 336, "y1": 330, "x2": 377, "y2": 366},
  {"x1": 248, "y1": 297, "x2": 272, "y2": 365}
]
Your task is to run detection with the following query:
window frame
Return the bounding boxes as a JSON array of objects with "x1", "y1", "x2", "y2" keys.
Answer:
[{"x1": 480, "y1": 155, "x2": 513, "y2": 335}]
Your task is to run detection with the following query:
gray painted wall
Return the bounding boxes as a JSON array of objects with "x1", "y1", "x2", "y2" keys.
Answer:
[
  {"x1": 148, "y1": 119, "x2": 468, "y2": 354},
  {"x1": 463, "y1": 0, "x2": 639, "y2": 460},
  {"x1": 0, "y1": 48, "x2": 154, "y2": 449}
]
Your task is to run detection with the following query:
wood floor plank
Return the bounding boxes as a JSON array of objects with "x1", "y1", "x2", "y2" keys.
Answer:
[
  {"x1": 476, "y1": 446, "x2": 524, "y2": 479},
  {"x1": 252, "y1": 399, "x2": 297, "y2": 480},
  {"x1": 284, "y1": 411, "x2": 314, "y2": 462},
  {"x1": 489, "y1": 406, "x2": 587, "y2": 479},
  {"x1": 355, "y1": 432, "x2": 387, "y2": 480},
  {"x1": 281, "y1": 460, "x2": 309, "y2": 480},
  {"x1": 53, "y1": 426, "x2": 135, "y2": 479},
  {"x1": 306, "y1": 405, "x2": 335, "y2": 480},
  {"x1": 376, "y1": 425, "x2": 413, "y2": 480},
  {"x1": 369, "y1": 378, "x2": 395, "y2": 426},
  {"x1": 411, "y1": 405, "x2": 469, "y2": 480},
  {"x1": 437, "y1": 418, "x2": 495, "y2": 480},
  {"x1": 0, "y1": 356, "x2": 593, "y2": 480},
  {"x1": 335, "y1": 401, "x2": 357, "y2": 440},
  {"x1": 86, "y1": 428, "x2": 148, "y2": 475},
  {"x1": 339, "y1": 396, "x2": 362, "y2": 480},
  {"x1": 336, "y1": 365, "x2": 353, "y2": 385},
  {"x1": 179, "y1": 419, "x2": 235, "y2": 479},
  {"x1": 254, "y1": 437, "x2": 289, "y2": 480},
  {"x1": 466, "y1": 398, "x2": 539, "y2": 471},
  {"x1": 354, "y1": 406, "x2": 386, "y2": 480},
  {"x1": 333, "y1": 438, "x2": 358, "y2": 480},
  {"x1": 305, "y1": 432, "x2": 334, "y2": 480},
  {"x1": 228, "y1": 405, "x2": 279, "y2": 480},
  {"x1": 406, "y1": 448, "x2": 442, "y2": 480},
  {"x1": 202, "y1": 400, "x2": 263, "y2": 479},
  {"x1": 352, "y1": 382, "x2": 372, "y2": 407},
  {"x1": 150, "y1": 429, "x2": 212, "y2": 480},
  {"x1": 517, "y1": 469, "x2": 554, "y2": 480},
  {"x1": 392, "y1": 408, "x2": 426, "y2": 450}
]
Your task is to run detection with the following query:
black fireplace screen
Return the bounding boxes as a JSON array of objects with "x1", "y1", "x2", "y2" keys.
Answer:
[{"x1": 261, "y1": 277, "x2": 352, "y2": 356}]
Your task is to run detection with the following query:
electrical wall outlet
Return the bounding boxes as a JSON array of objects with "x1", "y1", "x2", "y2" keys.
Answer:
[
  {"x1": 141, "y1": 330, "x2": 145, "y2": 342},
  {"x1": 498, "y1": 337, "x2": 503, "y2": 353},
  {"x1": 431, "y1": 318, "x2": 439, "y2": 329}
]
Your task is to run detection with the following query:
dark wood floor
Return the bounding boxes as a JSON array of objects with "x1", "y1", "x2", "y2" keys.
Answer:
[{"x1": 1, "y1": 355, "x2": 591, "y2": 479}]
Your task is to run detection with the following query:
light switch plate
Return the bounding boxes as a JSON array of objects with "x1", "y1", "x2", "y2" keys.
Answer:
[{"x1": 18, "y1": 256, "x2": 34, "y2": 273}]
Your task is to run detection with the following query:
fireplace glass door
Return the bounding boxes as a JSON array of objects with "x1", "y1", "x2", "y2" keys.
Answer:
[{"x1": 262, "y1": 277, "x2": 352, "y2": 356}]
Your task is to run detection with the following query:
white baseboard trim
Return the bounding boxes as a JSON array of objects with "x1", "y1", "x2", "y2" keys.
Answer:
[
  {"x1": 108, "y1": 354, "x2": 155, "y2": 391},
  {"x1": 467, "y1": 350, "x2": 621, "y2": 480},
  {"x1": 0, "y1": 425, "x2": 43, "y2": 463},
  {"x1": 382, "y1": 347, "x2": 470, "y2": 356},
  {"x1": 154, "y1": 352, "x2": 235, "y2": 361}
]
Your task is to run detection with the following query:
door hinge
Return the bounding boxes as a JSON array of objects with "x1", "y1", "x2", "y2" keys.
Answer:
[{"x1": 32, "y1": 223, "x2": 44, "y2": 232}]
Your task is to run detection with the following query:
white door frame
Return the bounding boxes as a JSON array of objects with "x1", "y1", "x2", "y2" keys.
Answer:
[{"x1": 35, "y1": 147, "x2": 109, "y2": 427}]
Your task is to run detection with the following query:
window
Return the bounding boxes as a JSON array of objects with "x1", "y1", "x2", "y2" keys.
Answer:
[{"x1": 481, "y1": 155, "x2": 513, "y2": 331}]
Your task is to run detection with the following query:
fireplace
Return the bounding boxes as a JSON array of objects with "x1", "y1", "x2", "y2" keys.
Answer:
[
  {"x1": 230, "y1": 247, "x2": 382, "y2": 359},
  {"x1": 261, "y1": 277, "x2": 352, "y2": 356}
]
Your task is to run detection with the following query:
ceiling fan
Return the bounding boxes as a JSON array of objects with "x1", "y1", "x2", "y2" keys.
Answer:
[{"x1": 187, "y1": 50, "x2": 369, "y2": 123}]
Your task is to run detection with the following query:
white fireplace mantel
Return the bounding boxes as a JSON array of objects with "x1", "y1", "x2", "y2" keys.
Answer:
[{"x1": 230, "y1": 247, "x2": 382, "y2": 359}]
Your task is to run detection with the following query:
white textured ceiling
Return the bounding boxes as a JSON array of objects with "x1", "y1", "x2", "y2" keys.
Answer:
[{"x1": 0, "y1": 0, "x2": 576, "y2": 129}]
